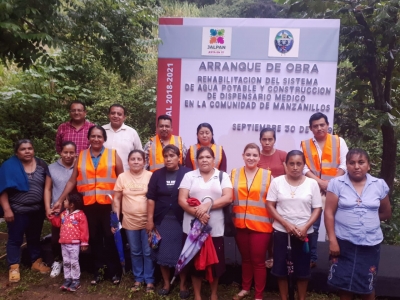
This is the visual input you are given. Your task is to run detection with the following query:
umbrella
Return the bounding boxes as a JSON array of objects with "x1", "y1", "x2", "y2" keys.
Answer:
[
  {"x1": 194, "y1": 234, "x2": 219, "y2": 283},
  {"x1": 287, "y1": 233, "x2": 295, "y2": 300},
  {"x1": 108, "y1": 195, "x2": 126, "y2": 275},
  {"x1": 171, "y1": 196, "x2": 214, "y2": 284}
]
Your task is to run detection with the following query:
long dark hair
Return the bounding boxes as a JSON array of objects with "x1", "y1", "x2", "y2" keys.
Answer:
[
  {"x1": 259, "y1": 128, "x2": 276, "y2": 141},
  {"x1": 285, "y1": 150, "x2": 305, "y2": 164},
  {"x1": 196, "y1": 123, "x2": 215, "y2": 144},
  {"x1": 14, "y1": 139, "x2": 34, "y2": 153},
  {"x1": 196, "y1": 146, "x2": 214, "y2": 159},
  {"x1": 128, "y1": 149, "x2": 145, "y2": 161},
  {"x1": 87, "y1": 125, "x2": 107, "y2": 141},
  {"x1": 346, "y1": 148, "x2": 370, "y2": 163},
  {"x1": 162, "y1": 144, "x2": 181, "y2": 158}
]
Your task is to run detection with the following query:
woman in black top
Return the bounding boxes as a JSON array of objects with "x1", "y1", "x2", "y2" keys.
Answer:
[
  {"x1": 0, "y1": 139, "x2": 52, "y2": 282},
  {"x1": 146, "y1": 144, "x2": 191, "y2": 299}
]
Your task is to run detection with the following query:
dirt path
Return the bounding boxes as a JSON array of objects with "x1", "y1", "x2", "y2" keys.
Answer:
[{"x1": 0, "y1": 265, "x2": 286, "y2": 300}]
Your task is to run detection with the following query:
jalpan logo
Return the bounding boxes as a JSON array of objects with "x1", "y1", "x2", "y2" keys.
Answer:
[
  {"x1": 209, "y1": 28, "x2": 225, "y2": 45},
  {"x1": 202, "y1": 27, "x2": 232, "y2": 57},
  {"x1": 268, "y1": 28, "x2": 300, "y2": 58}
]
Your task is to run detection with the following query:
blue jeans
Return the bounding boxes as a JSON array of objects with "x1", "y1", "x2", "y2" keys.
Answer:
[
  {"x1": 125, "y1": 229, "x2": 154, "y2": 284},
  {"x1": 309, "y1": 213, "x2": 321, "y2": 262},
  {"x1": 7, "y1": 212, "x2": 44, "y2": 266}
]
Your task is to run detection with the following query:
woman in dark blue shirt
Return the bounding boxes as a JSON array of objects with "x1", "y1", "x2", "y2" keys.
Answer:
[{"x1": 146, "y1": 144, "x2": 191, "y2": 299}]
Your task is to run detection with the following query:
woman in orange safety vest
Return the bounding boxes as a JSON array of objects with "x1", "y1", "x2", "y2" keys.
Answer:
[
  {"x1": 231, "y1": 143, "x2": 273, "y2": 300},
  {"x1": 185, "y1": 123, "x2": 227, "y2": 171},
  {"x1": 53, "y1": 125, "x2": 124, "y2": 286}
]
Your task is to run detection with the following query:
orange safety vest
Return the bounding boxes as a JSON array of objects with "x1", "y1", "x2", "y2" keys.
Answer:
[
  {"x1": 301, "y1": 133, "x2": 340, "y2": 180},
  {"x1": 231, "y1": 167, "x2": 273, "y2": 233},
  {"x1": 189, "y1": 144, "x2": 223, "y2": 170},
  {"x1": 76, "y1": 148, "x2": 117, "y2": 206},
  {"x1": 148, "y1": 135, "x2": 183, "y2": 172}
]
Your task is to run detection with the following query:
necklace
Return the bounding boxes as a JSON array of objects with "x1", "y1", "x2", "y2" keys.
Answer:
[
  {"x1": 289, "y1": 184, "x2": 299, "y2": 198},
  {"x1": 286, "y1": 175, "x2": 303, "y2": 198}
]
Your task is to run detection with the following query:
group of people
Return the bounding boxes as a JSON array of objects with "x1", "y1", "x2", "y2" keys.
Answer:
[{"x1": 0, "y1": 101, "x2": 392, "y2": 300}]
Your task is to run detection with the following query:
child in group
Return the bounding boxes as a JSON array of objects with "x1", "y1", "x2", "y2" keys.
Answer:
[{"x1": 49, "y1": 192, "x2": 89, "y2": 292}]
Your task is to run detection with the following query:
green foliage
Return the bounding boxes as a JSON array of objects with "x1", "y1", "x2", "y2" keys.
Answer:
[
  {"x1": 174, "y1": 0, "x2": 216, "y2": 6},
  {"x1": 0, "y1": 50, "x2": 156, "y2": 164},
  {"x1": 200, "y1": 0, "x2": 281, "y2": 18},
  {"x1": 278, "y1": 0, "x2": 400, "y2": 243},
  {"x1": 161, "y1": 0, "x2": 202, "y2": 17},
  {"x1": 0, "y1": 0, "x2": 60, "y2": 68},
  {"x1": 0, "y1": 0, "x2": 162, "y2": 81}
]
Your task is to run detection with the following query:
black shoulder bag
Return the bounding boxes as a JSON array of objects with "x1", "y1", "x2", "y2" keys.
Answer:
[{"x1": 219, "y1": 171, "x2": 236, "y2": 237}]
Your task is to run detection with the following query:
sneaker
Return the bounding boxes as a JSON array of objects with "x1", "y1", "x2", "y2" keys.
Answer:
[
  {"x1": 9, "y1": 264, "x2": 20, "y2": 283},
  {"x1": 50, "y1": 261, "x2": 62, "y2": 278},
  {"x1": 60, "y1": 278, "x2": 72, "y2": 290},
  {"x1": 31, "y1": 258, "x2": 51, "y2": 274},
  {"x1": 68, "y1": 280, "x2": 81, "y2": 292}
]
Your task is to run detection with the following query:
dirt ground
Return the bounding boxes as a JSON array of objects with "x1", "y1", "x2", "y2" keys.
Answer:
[
  {"x1": 0, "y1": 221, "x2": 337, "y2": 300},
  {"x1": 0, "y1": 262, "x2": 343, "y2": 300},
  {"x1": 0, "y1": 265, "x2": 285, "y2": 300}
]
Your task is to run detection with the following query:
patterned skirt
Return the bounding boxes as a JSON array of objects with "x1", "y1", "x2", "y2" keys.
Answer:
[
  {"x1": 151, "y1": 214, "x2": 183, "y2": 267},
  {"x1": 327, "y1": 238, "x2": 380, "y2": 294}
]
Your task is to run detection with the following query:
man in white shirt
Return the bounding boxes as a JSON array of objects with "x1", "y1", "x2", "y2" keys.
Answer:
[
  {"x1": 103, "y1": 104, "x2": 143, "y2": 171},
  {"x1": 300, "y1": 112, "x2": 348, "y2": 268}
]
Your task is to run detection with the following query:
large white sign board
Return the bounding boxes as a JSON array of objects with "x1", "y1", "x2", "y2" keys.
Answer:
[{"x1": 157, "y1": 18, "x2": 340, "y2": 243}]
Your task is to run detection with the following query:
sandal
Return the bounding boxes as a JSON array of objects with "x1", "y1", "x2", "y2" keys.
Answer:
[
  {"x1": 111, "y1": 275, "x2": 121, "y2": 285},
  {"x1": 179, "y1": 289, "x2": 190, "y2": 299},
  {"x1": 130, "y1": 282, "x2": 142, "y2": 292},
  {"x1": 146, "y1": 284, "x2": 155, "y2": 293},
  {"x1": 90, "y1": 275, "x2": 102, "y2": 286},
  {"x1": 158, "y1": 288, "x2": 170, "y2": 296},
  {"x1": 232, "y1": 290, "x2": 250, "y2": 300}
]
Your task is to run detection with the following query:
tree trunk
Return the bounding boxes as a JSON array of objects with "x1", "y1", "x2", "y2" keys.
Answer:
[{"x1": 380, "y1": 123, "x2": 397, "y2": 201}]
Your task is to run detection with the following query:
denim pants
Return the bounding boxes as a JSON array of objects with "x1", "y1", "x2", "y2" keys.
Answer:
[
  {"x1": 309, "y1": 213, "x2": 321, "y2": 262},
  {"x1": 7, "y1": 211, "x2": 44, "y2": 266},
  {"x1": 125, "y1": 229, "x2": 154, "y2": 284}
]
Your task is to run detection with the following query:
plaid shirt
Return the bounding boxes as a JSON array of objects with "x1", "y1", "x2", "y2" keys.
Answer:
[{"x1": 55, "y1": 120, "x2": 95, "y2": 154}]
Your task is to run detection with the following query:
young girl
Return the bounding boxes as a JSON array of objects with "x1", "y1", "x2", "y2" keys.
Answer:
[{"x1": 49, "y1": 192, "x2": 89, "y2": 292}]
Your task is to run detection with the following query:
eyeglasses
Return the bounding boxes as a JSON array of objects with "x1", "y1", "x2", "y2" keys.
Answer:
[{"x1": 70, "y1": 109, "x2": 84, "y2": 113}]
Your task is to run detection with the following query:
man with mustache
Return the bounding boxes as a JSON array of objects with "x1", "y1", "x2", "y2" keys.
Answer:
[
  {"x1": 56, "y1": 101, "x2": 95, "y2": 155},
  {"x1": 144, "y1": 115, "x2": 186, "y2": 172},
  {"x1": 300, "y1": 112, "x2": 348, "y2": 268}
]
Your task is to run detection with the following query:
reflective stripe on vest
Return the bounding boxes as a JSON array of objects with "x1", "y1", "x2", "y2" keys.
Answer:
[
  {"x1": 301, "y1": 134, "x2": 340, "y2": 180},
  {"x1": 148, "y1": 135, "x2": 183, "y2": 172},
  {"x1": 231, "y1": 167, "x2": 273, "y2": 233},
  {"x1": 190, "y1": 144, "x2": 222, "y2": 170},
  {"x1": 76, "y1": 148, "x2": 117, "y2": 205}
]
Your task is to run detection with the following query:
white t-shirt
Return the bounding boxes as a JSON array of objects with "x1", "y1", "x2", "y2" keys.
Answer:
[
  {"x1": 267, "y1": 176, "x2": 322, "y2": 234},
  {"x1": 103, "y1": 123, "x2": 143, "y2": 171},
  {"x1": 179, "y1": 168, "x2": 233, "y2": 237}
]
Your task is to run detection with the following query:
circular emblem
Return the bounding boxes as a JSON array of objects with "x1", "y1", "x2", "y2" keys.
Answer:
[{"x1": 274, "y1": 30, "x2": 294, "y2": 54}]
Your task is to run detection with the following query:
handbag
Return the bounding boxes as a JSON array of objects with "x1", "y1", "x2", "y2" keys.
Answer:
[
  {"x1": 148, "y1": 229, "x2": 162, "y2": 250},
  {"x1": 219, "y1": 171, "x2": 237, "y2": 237}
]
